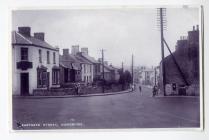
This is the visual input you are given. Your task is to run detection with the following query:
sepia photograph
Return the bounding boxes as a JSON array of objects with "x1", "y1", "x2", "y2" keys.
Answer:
[{"x1": 11, "y1": 6, "x2": 202, "y2": 130}]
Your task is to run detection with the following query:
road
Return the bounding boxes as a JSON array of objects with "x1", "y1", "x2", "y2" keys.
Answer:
[{"x1": 12, "y1": 86, "x2": 200, "y2": 129}]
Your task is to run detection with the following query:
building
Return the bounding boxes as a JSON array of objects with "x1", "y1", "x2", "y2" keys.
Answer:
[
  {"x1": 109, "y1": 64, "x2": 120, "y2": 82},
  {"x1": 159, "y1": 25, "x2": 199, "y2": 96},
  {"x1": 77, "y1": 47, "x2": 101, "y2": 81},
  {"x1": 138, "y1": 66, "x2": 159, "y2": 86},
  {"x1": 98, "y1": 59, "x2": 120, "y2": 82},
  {"x1": 60, "y1": 46, "x2": 94, "y2": 84},
  {"x1": 59, "y1": 49, "x2": 82, "y2": 85},
  {"x1": 12, "y1": 27, "x2": 60, "y2": 96}
]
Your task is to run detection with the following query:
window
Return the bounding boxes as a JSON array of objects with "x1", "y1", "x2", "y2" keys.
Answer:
[
  {"x1": 39, "y1": 49, "x2": 42, "y2": 63},
  {"x1": 21, "y1": 48, "x2": 28, "y2": 61},
  {"x1": 53, "y1": 52, "x2": 56, "y2": 64},
  {"x1": 47, "y1": 51, "x2": 50, "y2": 64},
  {"x1": 37, "y1": 69, "x2": 47, "y2": 88},
  {"x1": 52, "y1": 69, "x2": 59, "y2": 85}
]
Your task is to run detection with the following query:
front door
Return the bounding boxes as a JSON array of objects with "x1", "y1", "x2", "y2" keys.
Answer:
[
  {"x1": 47, "y1": 72, "x2": 50, "y2": 89},
  {"x1": 64, "y1": 68, "x2": 68, "y2": 83},
  {"x1": 70, "y1": 69, "x2": 76, "y2": 82},
  {"x1": 20, "y1": 73, "x2": 29, "y2": 96}
]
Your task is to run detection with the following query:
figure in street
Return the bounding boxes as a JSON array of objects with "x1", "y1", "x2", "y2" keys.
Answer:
[
  {"x1": 152, "y1": 85, "x2": 158, "y2": 97},
  {"x1": 139, "y1": 85, "x2": 142, "y2": 95}
]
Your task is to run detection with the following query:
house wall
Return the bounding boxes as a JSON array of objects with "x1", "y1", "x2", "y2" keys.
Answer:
[
  {"x1": 159, "y1": 29, "x2": 199, "y2": 96},
  {"x1": 81, "y1": 64, "x2": 93, "y2": 83},
  {"x1": 12, "y1": 45, "x2": 59, "y2": 95}
]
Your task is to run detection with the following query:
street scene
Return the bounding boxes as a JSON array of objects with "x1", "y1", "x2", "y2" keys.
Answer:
[{"x1": 12, "y1": 7, "x2": 201, "y2": 129}]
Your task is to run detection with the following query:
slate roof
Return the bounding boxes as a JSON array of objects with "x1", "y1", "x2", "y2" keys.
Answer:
[
  {"x1": 74, "y1": 55, "x2": 92, "y2": 65},
  {"x1": 60, "y1": 53, "x2": 92, "y2": 70},
  {"x1": 12, "y1": 31, "x2": 58, "y2": 51},
  {"x1": 78, "y1": 53, "x2": 99, "y2": 64}
]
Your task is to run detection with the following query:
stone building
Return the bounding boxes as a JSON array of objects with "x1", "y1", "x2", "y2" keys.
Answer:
[{"x1": 159, "y1": 25, "x2": 199, "y2": 96}]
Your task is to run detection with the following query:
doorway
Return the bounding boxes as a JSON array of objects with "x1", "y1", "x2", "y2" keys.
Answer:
[{"x1": 20, "y1": 73, "x2": 29, "y2": 96}]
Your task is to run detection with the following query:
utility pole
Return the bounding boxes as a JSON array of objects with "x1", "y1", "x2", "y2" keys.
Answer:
[
  {"x1": 121, "y1": 61, "x2": 124, "y2": 90},
  {"x1": 158, "y1": 8, "x2": 166, "y2": 96},
  {"x1": 102, "y1": 49, "x2": 105, "y2": 93},
  {"x1": 154, "y1": 67, "x2": 157, "y2": 86},
  {"x1": 122, "y1": 62, "x2": 124, "y2": 72},
  {"x1": 131, "y1": 54, "x2": 134, "y2": 85}
]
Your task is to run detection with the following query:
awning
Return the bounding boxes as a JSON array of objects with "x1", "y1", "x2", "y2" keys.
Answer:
[
  {"x1": 37, "y1": 65, "x2": 47, "y2": 70},
  {"x1": 72, "y1": 63, "x2": 81, "y2": 70},
  {"x1": 52, "y1": 65, "x2": 60, "y2": 70},
  {"x1": 60, "y1": 61, "x2": 73, "y2": 69}
]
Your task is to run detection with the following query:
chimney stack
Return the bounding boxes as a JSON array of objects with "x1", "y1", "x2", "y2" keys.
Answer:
[
  {"x1": 34, "y1": 32, "x2": 45, "y2": 41},
  {"x1": 63, "y1": 49, "x2": 69, "y2": 56},
  {"x1": 98, "y1": 58, "x2": 102, "y2": 63},
  {"x1": 196, "y1": 25, "x2": 199, "y2": 31},
  {"x1": 81, "y1": 47, "x2": 88, "y2": 55},
  {"x1": 71, "y1": 45, "x2": 79, "y2": 55},
  {"x1": 104, "y1": 61, "x2": 108, "y2": 65},
  {"x1": 18, "y1": 26, "x2": 31, "y2": 37}
]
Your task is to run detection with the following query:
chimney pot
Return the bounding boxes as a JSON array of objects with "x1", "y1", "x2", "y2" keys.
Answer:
[
  {"x1": 71, "y1": 45, "x2": 79, "y2": 55},
  {"x1": 63, "y1": 49, "x2": 69, "y2": 56},
  {"x1": 104, "y1": 61, "x2": 108, "y2": 65},
  {"x1": 81, "y1": 47, "x2": 88, "y2": 55},
  {"x1": 196, "y1": 25, "x2": 199, "y2": 31},
  {"x1": 18, "y1": 26, "x2": 31, "y2": 37},
  {"x1": 34, "y1": 32, "x2": 45, "y2": 41},
  {"x1": 193, "y1": 26, "x2": 195, "y2": 31}
]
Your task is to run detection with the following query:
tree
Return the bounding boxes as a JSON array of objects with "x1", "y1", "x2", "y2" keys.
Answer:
[
  {"x1": 118, "y1": 69, "x2": 132, "y2": 90},
  {"x1": 124, "y1": 70, "x2": 132, "y2": 84}
]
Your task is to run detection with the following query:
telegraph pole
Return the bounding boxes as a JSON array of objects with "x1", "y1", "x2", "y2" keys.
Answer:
[
  {"x1": 102, "y1": 49, "x2": 105, "y2": 93},
  {"x1": 131, "y1": 54, "x2": 134, "y2": 85},
  {"x1": 158, "y1": 8, "x2": 166, "y2": 96},
  {"x1": 122, "y1": 62, "x2": 124, "y2": 72},
  {"x1": 154, "y1": 67, "x2": 157, "y2": 86}
]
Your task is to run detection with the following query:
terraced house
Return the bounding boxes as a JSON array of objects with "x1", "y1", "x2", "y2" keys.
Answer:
[
  {"x1": 12, "y1": 27, "x2": 60, "y2": 96},
  {"x1": 59, "y1": 46, "x2": 94, "y2": 85}
]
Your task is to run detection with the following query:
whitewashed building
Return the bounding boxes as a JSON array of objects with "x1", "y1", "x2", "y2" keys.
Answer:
[
  {"x1": 71, "y1": 46, "x2": 94, "y2": 83},
  {"x1": 12, "y1": 27, "x2": 60, "y2": 96},
  {"x1": 138, "y1": 66, "x2": 159, "y2": 86}
]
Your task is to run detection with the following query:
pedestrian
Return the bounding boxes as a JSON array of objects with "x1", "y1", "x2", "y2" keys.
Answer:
[
  {"x1": 77, "y1": 83, "x2": 81, "y2": 96},
  {"x1": 152, "y1": 85, "x2": 158, "y2": 97},
  {"x1": 131, "y1": 84, "x2": 135, "y2": 92},
  {"x1": 139, "y1": 85, "x2": 142, "y2": 92},
  {"x1": 75, "y1": 84, "x2": 79, "y2": 95}
]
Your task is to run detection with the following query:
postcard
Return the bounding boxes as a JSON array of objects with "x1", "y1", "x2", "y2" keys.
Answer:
[{"x1": 11, "y1": 6, "x2": 203, "y2": 130}]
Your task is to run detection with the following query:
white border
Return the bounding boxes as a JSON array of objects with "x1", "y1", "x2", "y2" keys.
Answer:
[{"x1": 0, "y1": 0, "x2": 208, "y2": 140}]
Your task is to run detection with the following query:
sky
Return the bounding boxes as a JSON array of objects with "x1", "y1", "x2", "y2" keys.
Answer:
[{"x1": 12, "y1": 7, "x2": 199, "y2": 68}]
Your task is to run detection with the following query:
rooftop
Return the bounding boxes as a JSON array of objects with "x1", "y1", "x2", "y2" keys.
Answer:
[{"x1": 12, "y1": 30, "x2": 59, "y2": 51}]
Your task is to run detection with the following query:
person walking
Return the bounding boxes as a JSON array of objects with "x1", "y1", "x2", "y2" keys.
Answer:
[
  {"x1": 139, "y1": 85, "x2": 142, "y2": 95},
  {"x1": 75, "y1": 84, "x2": 79, "y2": 95},
  {"x1": 152, "y1": 85, "x2": 158, "y2": 97},
  {"x1": 131, "y1": 84, "x2": 135, "y2": 92}
]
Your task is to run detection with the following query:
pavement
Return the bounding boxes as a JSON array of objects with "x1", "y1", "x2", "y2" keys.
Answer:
[
  {"x1": 12, "y1": 86, "x2": 200, "y2": 130},
  {"x1": 13, "y1": 89, "x2": 132, "y2": 99}
]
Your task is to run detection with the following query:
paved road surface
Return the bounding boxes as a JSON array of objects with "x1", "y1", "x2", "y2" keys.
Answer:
[{"x1": 13, "y1": 86, "x2": 200, "y2": 129}]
